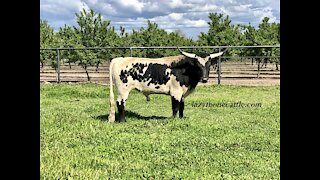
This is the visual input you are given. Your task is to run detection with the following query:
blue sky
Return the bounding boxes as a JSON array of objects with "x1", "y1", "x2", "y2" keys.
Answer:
[{"x1": 40, "y1": 0, "x2": 280, "y2": 40}]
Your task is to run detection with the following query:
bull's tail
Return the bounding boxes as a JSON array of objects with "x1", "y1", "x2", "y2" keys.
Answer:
[{"x1": 108, "y1": 60, "x2": 116, "y2": 123}]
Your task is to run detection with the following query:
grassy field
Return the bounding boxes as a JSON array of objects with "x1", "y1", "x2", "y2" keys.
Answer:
[{"x1": 40, "y1": 83, "x2": 280, "y2": 179}]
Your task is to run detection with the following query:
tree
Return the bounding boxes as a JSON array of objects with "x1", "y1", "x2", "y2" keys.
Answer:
[
  {"x1": 198, "y1": 13, "x2": 235, "y2": 46},
  {"x1": 239, "y1": 17, "x2": 280, "y2": 68},
  {"x1": 197, "y1": 13, "x2": 242, "y2": 56},
  {"x1": 73, "y1": 8, "x2": 119, "y2": 80},
  {"x1": 56, "y1": 24, "x2": 85, "y2": 69},
  {"x1": 257, "y1": 17, "x2": 280, "y2": 68},
  {"x1": 40, "y1": 19, "x2": 56, "y2": 68}
]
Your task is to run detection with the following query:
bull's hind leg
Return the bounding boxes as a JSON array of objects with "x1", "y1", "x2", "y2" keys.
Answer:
[{"x1": 116, "y1": 88, "x2": 131, "y2": 122}]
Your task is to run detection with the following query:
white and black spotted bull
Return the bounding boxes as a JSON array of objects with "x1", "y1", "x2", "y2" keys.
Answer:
[{"x1": 108, "y1": 48, "x2": 224, "y2": 122}]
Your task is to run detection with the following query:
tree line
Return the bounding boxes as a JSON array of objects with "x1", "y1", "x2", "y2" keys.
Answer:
[{"x1": 40, "y1": 8, "x2": 280, "y2": 73}]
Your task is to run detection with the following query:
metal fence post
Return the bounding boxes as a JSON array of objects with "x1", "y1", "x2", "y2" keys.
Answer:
[
  {"x1": 130, "y1": 47, "x2": 133, "y2": 57},
  {"x1": 217, "y1": 47, "x2": 221, "y2": 85},
  {"x1": 257, "y1": 58, "x2": 260, "y2": 78},
  {"x1": 57, "y1": 49, "x2": 60, "y2": 83}
]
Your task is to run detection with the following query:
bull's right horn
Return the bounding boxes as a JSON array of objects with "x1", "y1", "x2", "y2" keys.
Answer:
[{"x1": 178, "y1": 47, "x2": 197, "y2": 58}]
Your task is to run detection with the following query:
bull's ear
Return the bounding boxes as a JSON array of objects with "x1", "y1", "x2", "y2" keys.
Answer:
[
  {"x1": 171, "y1": 58, "x2": 195, "y2": 68},
  {"x1": 210, "y1": 59, "x2": 218, "y2": 65}
]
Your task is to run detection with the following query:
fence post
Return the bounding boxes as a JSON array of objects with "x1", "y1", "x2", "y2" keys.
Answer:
[
  {"x1": 217, "y1": 47, "x2": 221, "y2": 85},
  {"x1": 130, "y1": 47, "x2": 133, "y2": 57},
  {"x1": 57, "y1": 49, "x2": 61, "y2": 83},
  {"x1": 257, "y1": 58, "x2": 260, "y2": 78}
]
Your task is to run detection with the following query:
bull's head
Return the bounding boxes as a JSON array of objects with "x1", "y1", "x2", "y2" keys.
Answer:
[{"x1": 178, "y1": 48, "x2": 224, "y2": 83}]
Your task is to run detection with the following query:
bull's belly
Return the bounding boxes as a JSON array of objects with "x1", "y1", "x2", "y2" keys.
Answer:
[
  {"x1": 132, "y1": 80, "x2": 193, "y2": 98},
  {"x1": 133, "y1": 81, "x2": 170, "y2": 95}
]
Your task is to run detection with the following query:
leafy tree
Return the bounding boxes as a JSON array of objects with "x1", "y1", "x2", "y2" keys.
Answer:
[
  {"x1": 40, "y1": 19, "x2": 57, "y2": 68},
  {"x1": 56, "y1": 24, "x2": 85, "y2": 69},
  {"x1": 198, "y1": 13, "x2": 235, "y2": 46},
  {"x1": 256, "y1": 17, "x2": 280, "y2": 68},
  {"x1": 121, "y1": 20, "x2": 197, "y2": 57},
  {"x1": 73, "y1": 8, "x2": 119, "y2": 80},
  {"x1": 197, "y1": 13, "x2": 242, "y2": 56}
]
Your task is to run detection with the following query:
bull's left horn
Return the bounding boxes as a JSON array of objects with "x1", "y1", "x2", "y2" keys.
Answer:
[
  {"x1": 210, "y1": 52, "x2": 224, "y2": 59},
  {"x1": 178, "y1": 47, "x2": 197, "y2": 58}
]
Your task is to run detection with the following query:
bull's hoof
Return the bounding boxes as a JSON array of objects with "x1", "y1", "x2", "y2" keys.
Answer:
[{"x1": 117, "y1": 119, "x2": 126, "y2": 123}]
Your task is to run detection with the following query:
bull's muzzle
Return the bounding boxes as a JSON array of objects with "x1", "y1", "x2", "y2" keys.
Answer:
[{"x1": 202, "y1": 78, "x2": 209, "y2": 83}]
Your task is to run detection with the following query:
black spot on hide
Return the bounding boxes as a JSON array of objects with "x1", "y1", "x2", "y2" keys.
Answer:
[
  {"x1": 143, "y1": 64, "x2": 171, "y2": 86},
  {"x1": 119, "y1": 63, "x2": 171, "y2": 86},
  {"x1": 120, "y1": 70, "x2": 128, "y2": 83}
]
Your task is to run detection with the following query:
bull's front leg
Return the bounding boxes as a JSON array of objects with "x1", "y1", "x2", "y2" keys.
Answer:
[
  {"x1": 171, "y1": 96, "x2": 179, "y2": 118},
  {"x1": 171, "y1": 96, "x2": 184, "y2": 118},
  {"x1": 179, "y1": 99, "x2": 184, "y2": 118}
]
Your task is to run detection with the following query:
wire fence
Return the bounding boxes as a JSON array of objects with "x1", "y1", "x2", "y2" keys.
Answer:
[{"x1": 40, "y1": 45, "x2": 280, "y2": 85}]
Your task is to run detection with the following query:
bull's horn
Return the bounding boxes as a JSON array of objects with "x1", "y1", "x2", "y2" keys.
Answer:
[
  {"x1": 210, "y1": 52, "x2": 224, "y2": 59},
  {"x1": 178, "y1": 47, "x2": 197, "y2": 58}
]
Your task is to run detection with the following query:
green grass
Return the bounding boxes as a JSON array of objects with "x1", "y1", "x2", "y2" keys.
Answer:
[{"x1": 40, "y1": 83, "x2": 280, "y2": 179}]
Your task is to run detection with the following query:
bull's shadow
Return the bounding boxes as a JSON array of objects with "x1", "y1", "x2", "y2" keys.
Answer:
[{"x1": 95, "y1": 110, "x2": 167, "y2": 122}]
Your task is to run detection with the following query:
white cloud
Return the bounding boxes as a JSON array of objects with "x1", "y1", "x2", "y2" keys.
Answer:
[
  {"x1": 190, "y1": 4, "x2": 218, "y2": 12},
  {"x1": 118, "y1": 0, "x2": 144, "y2": 13},
  {"x1": 168, "y1": 13, "x2": 183, "y2": 20},
  {"x1": 169, "y1": 0, "x2": 184, "y2": 8},
  {"x1": 252, "y1": 7, "x2": 277, "y2": 23},
  {"x1": 184, "y1": 19, "x2": 207, "y2": 28},
  {"x1": 144, "y1": 1, "x2": 160, "y2": 11}
]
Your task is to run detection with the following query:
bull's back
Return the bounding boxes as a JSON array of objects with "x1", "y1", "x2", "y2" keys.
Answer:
[{"x1": 112, "y1": 56, "x2": 183, "y2": 65}]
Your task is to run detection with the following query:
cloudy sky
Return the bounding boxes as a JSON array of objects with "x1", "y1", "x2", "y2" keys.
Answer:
[{"x1": 40, "y1": 0, "x2": 280, "y2": 40}]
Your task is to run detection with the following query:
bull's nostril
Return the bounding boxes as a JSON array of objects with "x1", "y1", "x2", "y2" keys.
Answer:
[{"x1": 202, "y1": 79, "x2": 208, "y2": 83}]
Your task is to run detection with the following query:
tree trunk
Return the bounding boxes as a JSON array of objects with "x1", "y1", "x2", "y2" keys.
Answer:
[
  {"x1": 261, "y1": 58, "x2": 267, "y2": 68},
  {"x1": 264, "y1": 59, "x2": 268, "y2": 68},
  {"x1": 84, "y1": 64, "x2": 90, "y2": 81},
  {"x1": 69, "y1": 62, "x2": 72, "y2": 70},
  {"x1": 96, "y1": 61, "x2": 100, "y2": 72}
]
